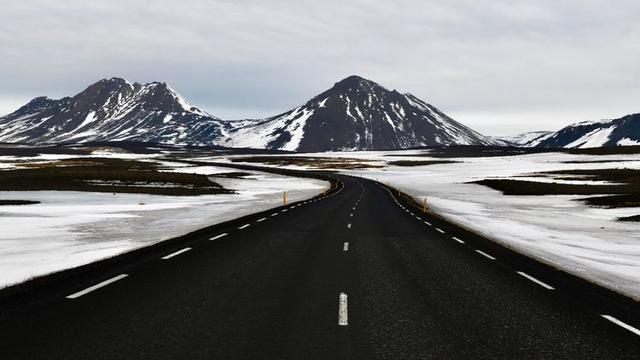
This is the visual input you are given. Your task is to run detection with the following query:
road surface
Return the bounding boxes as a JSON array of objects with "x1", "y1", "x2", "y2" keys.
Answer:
[{"x1": 1, "y1": 174, "x2": 639, "y2": 359}]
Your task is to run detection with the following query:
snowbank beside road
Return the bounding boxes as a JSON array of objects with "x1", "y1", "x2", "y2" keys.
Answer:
[
  {"x1": 226, "y1": 150, "x2": 640, "y2": 300},
  {"x1": 0, "y1": 164, "x2": 328, "y2": 288},
  {"x1": 346, "y1": 152, "x2": 640, "y2": 299}
]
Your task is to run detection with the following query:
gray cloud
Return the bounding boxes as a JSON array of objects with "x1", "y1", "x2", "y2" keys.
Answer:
[{"x1": 1, "y1": 0, "x2": 639, "y2": 135}]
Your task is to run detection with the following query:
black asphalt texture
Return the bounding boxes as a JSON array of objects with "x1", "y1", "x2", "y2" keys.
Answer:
[{"x1": 1, "y1": 174, "x2": 639, "y2": 359}]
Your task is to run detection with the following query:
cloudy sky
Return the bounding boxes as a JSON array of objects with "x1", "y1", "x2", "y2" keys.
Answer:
[{"x1": 1, "y1": 0, "x2": 639, "y2": 135}]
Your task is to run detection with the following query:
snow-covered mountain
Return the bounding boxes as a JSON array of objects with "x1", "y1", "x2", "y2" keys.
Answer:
[
  {"x1": 528, "y1": 114, "x2": 640, "y2": 148},
  {"x1": 493, "y1": 131, "x2": 554, "y2": 147},
  {"x1": 0, "y1": 75, "x2": 497, "y2": 151},
  {"x1": 0, "y1": 78, "x2": 228, "y2": 145},
  {"x1": 222, "y1": 75, "x2": 497, "y2": 151}
]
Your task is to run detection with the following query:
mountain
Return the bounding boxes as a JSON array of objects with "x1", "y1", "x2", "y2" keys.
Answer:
[
  {"x1": 493, "y1": 131, "x2": 554, "y2": 147},
  {"x1": 0, "y1": 75, "x2": 496, "y2": 151},
  {"x1": 0, "y1": 78, "x2": 227, "y2": 145},
  {"x1": 528, "y1": 114, "x2": 640, "y2": 148},
  {"x1": 222, "y1": 75, "x2": 497, "y2": 151}
]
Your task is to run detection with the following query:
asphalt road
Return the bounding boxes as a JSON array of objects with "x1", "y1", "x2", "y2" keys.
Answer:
[{"x1": 1, "y1": 174, "x2": 639, "y2": 359}]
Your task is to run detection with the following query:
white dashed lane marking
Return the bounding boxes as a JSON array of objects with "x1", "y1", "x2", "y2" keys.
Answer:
[
  {"x1": 475, "y1": 250, "x2": 496, "y2": 260},
  {"x1": 435, "y1": 228, "x2": 445, "y2": 234},
  {"x1": 601, "y1": 315, "x2": 640, "y2": 336},
  {"x1": 161, "y1": 247, "x2": 192, "y2": 260},
  {"x1": 238, "y1": 224, "x2": 250, "y2": 230},
  {"x1": 209, "y1": 233, "x2": 228, "y2": 241},
  {"x1": 452, "y1": 236, "x2": 465, "y2": 244},
  {"x1": 338, "y1": 293, "x2": 348, "y2": 326},
  {"x1": 343, "y1": 242, "x2": 349, "y2": 251},
  {"x1": 66, "y1": 274, "x2": 129, "y2": 299},
  {"x1": 516, "y1": 271, "x2": 555, "y2": 290}
]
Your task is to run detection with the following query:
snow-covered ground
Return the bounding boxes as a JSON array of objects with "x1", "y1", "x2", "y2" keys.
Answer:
[
  {"x1": 0, "y1": 162, "x2": 328, "y2": 288},
  {"x1": 226, "y1": 150, "x2": 640, "y2": 300}
]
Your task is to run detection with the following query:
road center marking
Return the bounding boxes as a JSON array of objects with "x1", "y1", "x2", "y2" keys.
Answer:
[
  {"x1": 601, "y1": 315, "x2": 640, "y2": 336},
  {"x1": 343, "y1": 242, "x2": 349, "y2": 251},
  {"x1": 452, "y1": 236, "x2": 465, "y2": 244},
  {"x1": 66, "y1": 274, "x2": 129, "y2": 299},
  {"x1": 338, "y1": 292, "x2": 348, "y2": 326},
  {"x1": 516, "y1": 271, "x2": 555, "y2": 290},
  {"x1": 210, "y1": 233, "x2": 228, "y2": 241},
  {"x1": 162, "y1": 247, "x2": 192, "y2": 260},
  {"x1": 475, "y1": 250, "x2": 496, "y2": 260}
]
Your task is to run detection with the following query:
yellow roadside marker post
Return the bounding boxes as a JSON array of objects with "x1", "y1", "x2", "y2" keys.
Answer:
[
  {"x1": 422, "y1": 197, "x2": 428, "y2": 213},
  {"x1": 283, "y1": 191, "x2": 287, "y2": 205}
]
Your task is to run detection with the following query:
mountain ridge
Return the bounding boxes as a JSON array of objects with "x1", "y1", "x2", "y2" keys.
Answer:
[
  {"x1": 0, "y1": 75, "x2": 500, "y2": 150},
  {"x1": 500, "y1": 114, "x2": 640, "y2": 148},
  {"x1": 222, "y1": 75, "x2": 497, "y2": 151}
]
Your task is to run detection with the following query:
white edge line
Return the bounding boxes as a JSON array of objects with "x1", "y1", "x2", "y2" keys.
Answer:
[
  {"x1": 66, "y1": 274, "x2": 129, "y2": 299},
  {"x1": 338, "y1": 292, "x2": 348, "y2": 326},
  {"x1": 452, "y1": 236, "x2": 465, "y2": 244},
  {"x1": 161, "y1": 247, "x2": 192, "y2": 260},
  {"x1": 475, "y1": 249, "x2": 496, "y2": 260},
  {"x1": 516, "y1": 271, "x2": 555, "y2": 290},
  {"x1": 209, "y1": 233, "x2": 228, "y2": 241},
  {"x1": 601, "y1": 315, "x2": 640, "y2": 336}
]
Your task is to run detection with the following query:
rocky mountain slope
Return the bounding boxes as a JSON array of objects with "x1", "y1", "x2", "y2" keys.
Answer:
[
  {"x1": 533, "y1": 114, "x2": 640, "y2": 148},
  {"x1": 223, "y1": 75, "x2": 496, "y2": 151},
  {"x1": 0, "y1": 75, "x2": 498, "y2": 151},
  {"x1": 0, "y1": 78, "x2": 228, "y2": 145}
]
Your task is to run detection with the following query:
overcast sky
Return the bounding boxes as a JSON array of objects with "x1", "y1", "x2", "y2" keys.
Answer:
[{"x1": 1, "y1": 0, "x2": 639, "y2": 135}]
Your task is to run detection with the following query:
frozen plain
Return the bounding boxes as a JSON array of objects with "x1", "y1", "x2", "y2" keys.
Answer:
[{"x1": 0, "y1": 159, "x2": 328, "y2": 288}]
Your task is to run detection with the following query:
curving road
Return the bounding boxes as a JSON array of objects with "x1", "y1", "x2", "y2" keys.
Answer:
[{"x1": 1, "y1": 174, "x2": 639, "y2": 359}]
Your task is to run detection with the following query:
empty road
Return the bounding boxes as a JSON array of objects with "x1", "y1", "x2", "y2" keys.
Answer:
[{"x1": 1, "y1": 174, "x2": 639, "y2": 359}]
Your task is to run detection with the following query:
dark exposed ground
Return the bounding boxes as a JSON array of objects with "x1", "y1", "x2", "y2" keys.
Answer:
[
  {"x1": 0, "y1": 141, "x2": 291, "y2": 158},
  {"x1": 474, "y1": 179, "x2": 637, "y2": 197},
  {"x1": 567, "y1": 146, "x2": 640, "y2": 155},
  {"x1": 230, "y1": 156, "x2": 381, "y2": 169},
  {"x1": 0, "y1": 200, "x2": 40, "y2": 205},
  {"x1": 393, "y1": 145, "x2": 640, "y2": 158},
  {"x1": 0, "y1": 158, "x2": 230, "y2": 196},
  {"x1": 474, "y1": 168, "x2": 640, "y2": 220},
  {"x1": 386, "y1": 160, "x2": 458, "y2": 166},
  {"x1": 389, "y1": 146, "x2": 550, "y2": 158},
  {"x1": 618, "y1": 214, "x2": 640, "y2": 222}
]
